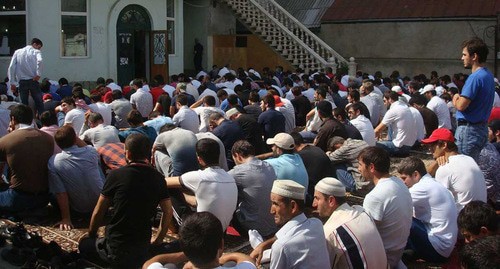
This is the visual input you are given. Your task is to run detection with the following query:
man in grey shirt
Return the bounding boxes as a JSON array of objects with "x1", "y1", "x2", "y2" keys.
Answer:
[
  {"x1": 110, "y1": 90, "x2": 133, "y2": 129},
  {"x1": 48, "y1": 125, "x2": 104, "y2": 230},
  {"x1": 229, "y1": 140, "x2": 277, "y2": 238}
]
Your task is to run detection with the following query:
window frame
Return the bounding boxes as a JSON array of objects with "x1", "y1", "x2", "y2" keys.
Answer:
[
  {"x1": 60, "y1": 0, "x2": 89, "y2": 58},
  {"x1": 166, "y1": 0, "x2": 175, "y2": 56},
  {"x1": 0, "y1": 0, "x2": 27, "y2": 58}
]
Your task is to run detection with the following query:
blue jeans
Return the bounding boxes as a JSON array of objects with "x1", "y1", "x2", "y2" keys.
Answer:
[
  {"x1": 376, "y1": 141, "x2": 411, "y2": 157},
  {"x1": 332, "y1": 163, "x2": 356, "y2": 192},
  {"x1": 19, "y1": 79, "x2": 44, "y2": 115},
  {"x1": 406, "y1": 218, "x2": 447, "y2": 263},
  {"x1": 455, "y1": 123, "x2": 488, "y2": 162},
  {"x1": 0, "y1": 188, "x2": 49, "y2": 212}
]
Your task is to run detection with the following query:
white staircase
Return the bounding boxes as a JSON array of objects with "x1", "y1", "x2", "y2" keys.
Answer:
[{"x1": 221, "y1": 0, "x2": 347, "y2": 72}]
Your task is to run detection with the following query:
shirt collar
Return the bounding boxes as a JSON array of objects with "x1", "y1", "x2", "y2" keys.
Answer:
[
  {"x1": 17, "y1": 123, "x2": 34, "y2": 130},
  {"x1": 275, "y1": 213, "x2": 307, "y2": 239}
]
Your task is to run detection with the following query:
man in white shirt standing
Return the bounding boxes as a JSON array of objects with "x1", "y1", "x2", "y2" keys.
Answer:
[
  {"x1": 397, "y1": 157, "x2": 458, "y2": 263},
  {"x1": 358, "y1": 146, "x2": 413, "y2": 268},
  {"x1": 8, "y1": 38, "x2": 44, "y2": 116}
]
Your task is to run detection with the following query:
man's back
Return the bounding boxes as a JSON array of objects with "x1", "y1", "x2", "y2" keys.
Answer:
[
  {"x1": 229, "y1": 158, "x2": 277, "y2": 237},
  {"x1": 258, "y1": 109, "x2": 285, "y2": 140},
  {"x1": 80, "y1": 124, "x2": 120, "y2": 148},
  {"x1": 172, "y1": 106, "x2": 199, "y2": 133},
  {"x1": 265, "y1": 154, "x2": 308, "y2": 192},
  {"x1": 111, "y1": 98, "x2": 133, "y2": 129},
  {"x1": 0, "y1": 128, "x2": 54, "y2": 193},
  {"x1": 435, "y1": 154, "x2": 487, "y2": 211},
  {"x1": 291, "y1": 95, "x2": 312, "y2": 127},
  {"x1": 130, "y1": 89, "x2": 153, "y2": 118},
  {"x1": 416, "y1": 106, "x2": 438, "y2": 138},
  {"x1": 427, "y1": 96, "x2": 452, "y2": 130},
  {"x1": 409, "y1": 175, "x2": 458, "y2": 257},
  {"x1": 363, "y1": 176, "x2": 412, "y2": 268},
  {"x1": 180, "y1": 167, "x2": 237, "y2": 230},
  {"x1": 154, "y1": 128, "x2": 198, "y2": 176},
  {"x1": 381, "y1": 101, "x2": 417, "y2": 147},
  {"x1": 324, "y1": 203, "x2": 387, "y2": 269},
  {"x1": 104, "y1": 164, "x2": 170, "y2": 250},
  {"x1": 297, "y1": 145, "x2": 333, "y2": 200},
  {"x1": 48, "y1": 145, "x2": 104, "y2": 213}
]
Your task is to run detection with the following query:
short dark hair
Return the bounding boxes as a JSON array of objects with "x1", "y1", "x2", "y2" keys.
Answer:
[
  {"x1": 227, "y1": 94, "x2": 239, "y2": 106},
  {"x1": 127, "y1": 110, "x2": 144, "y2": 126},
  {"x1": 203, "y1": 95, "x2": 216, "y2": 106},
  {"x1": 408, "y1": 95, "x2": 427, "y2": 106},
  {"x1": 383, "y1": 91, "x2": 400, "y2": 102},
  {"x1": 10, "y1": 104, "x2": 33, "y2": 125},
  {"x1": 132, "y1": 78, "x2": 143, "y2": 88},
  {"x1": 358, "y1": 146, "x2": 390, "y2": 174},
  {"x1": 348, "y1": 90, "x2": 360, "y2": 102},
  {"x1": 159, "y1": 123, "x2": 177, "y2": 133},
  {"x1": 88, "y1": 112, "x2": 103, "y2": 124},
  {"x1": 281, "y1": 196, "x2": 305, "y2": 211},
  {"x1": 315, "y1": 86, "x2": 327, "y2": 99},
  {"x1": 58, "y1": 77, "x2": 69, "y2": 85},
  {"x1": 249, "y1": 91, "x2": 260, "y2": 103},
  {"x1": 179, "y1": 212, "x2": 223, "y2": 266},
  {"x1": 176, "y1": 94, "x2": 188, "y2": 106},
  {"x1": 61, "y1": 96, "x2": 75, "y2": 106},
  {"x1": 459, "y1": 235, "x2": 500, "y2": 269},
  {"x1": 96, "y1": 77, "x2": 105, "y2": 85},
  {"x1": 397, "y1": 156, "x2": 427, "y2": 177},
  {"x1": 462, "y1": 38, "x2": 489, "y2": 63},
  {"x1": 125, "y1": 133, "x2": 151, "y2": 161},
  {"x1": 333, "y1": 107, "x2": 347, "y2": 121},
  {"x1": 111, "y1": 90, "x2": 123, "y2": 100},
  {"x1": 231, "y1": 140, "x2": 255, "y2": 158},
  {"x1": 196, "y1": 138, "x2": 220, "y2": 166},
  {"x1": 291, "y1": 86, "x2": 303, "y2": 96},
  {"x1": 262, "y1": 94, "x2": 275, "y2": 108},
  {"x1": 290, "y1": 131, "x2": 304, "y2": 145},
  {"x1": 54, "y1": 125, "x2": 76, "y2": 149},
  {"x1": 31, "y1": 38, "x2": 43, "y2": 47},
  {"x1": 40, "y1": 110, "x2": 57, "y2": 127},
  {"x1": 458, "y1": 201, "x2": 498, "y2": 235}
]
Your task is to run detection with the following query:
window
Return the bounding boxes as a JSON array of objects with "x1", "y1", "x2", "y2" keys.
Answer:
[
  {"x1": 61, "y1": 0, "x2": 88, "y2": 57},
  {"x1": 0, "y1": 0, "x2": 26, "y2": 56},
  {"x1": 166, "y1": 0, "x2": 175, "y2": 55}
]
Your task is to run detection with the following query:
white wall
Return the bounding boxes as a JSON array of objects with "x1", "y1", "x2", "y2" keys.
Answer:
[{"x1": 0, "y1": 0, "x2": 184, "y2": 84}]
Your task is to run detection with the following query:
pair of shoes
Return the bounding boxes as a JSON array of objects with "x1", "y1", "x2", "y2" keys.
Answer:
[{"x1": 2, "y1": 223, "x2": 44, "y2": 249}]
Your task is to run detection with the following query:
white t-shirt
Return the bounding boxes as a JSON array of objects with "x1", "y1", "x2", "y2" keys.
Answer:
[
  {"x1": 88, "y1": 102, "x2": 112, "y2": 126},
  {"x1": 64, "y1": 108, "x2": 85, "y2": 135},
  {"x1": 79, "y1": 124, "x2": 120, "y2": 149},
  {"x1": 194, "y1": 106, "x2": 225, "y2": 132},
  {"x1": 426, "y1": 96, "x2": 452, "y2": 130},
  {"x1": 409, "y1": 174, "x2": 458, "y2": 257},
  {"x1": 130, "y1": 88, "x2": 153, "y2": 118},
  {"x1": 180, "y1": 167, "x2": 237, "y2": 230},
  {"x1": 409, "y1": 107, "x2": 426, "y2": 142},
  {"x1": 302, "y1": 88, "x2": 316, "y2": 102},
  {"x1": 435, "y1": 154, "x2": 487, "y2": 211},
  {"x1": 363, "y1": 176, "x2": 413, "y2": 268},
  {"x1": 350, "y1": 115, "x2": 376, "y2": 146},
  {"x1": 381, "y1": 101, "x2": 417, "y2": 147}
]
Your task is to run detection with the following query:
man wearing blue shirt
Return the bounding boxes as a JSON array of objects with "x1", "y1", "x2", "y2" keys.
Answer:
[{"x1": 454, "y1": 38, "x2": 495, "y2": 161}]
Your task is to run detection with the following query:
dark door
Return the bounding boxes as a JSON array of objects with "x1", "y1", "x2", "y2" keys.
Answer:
[{"x1": 116, "y1": 5, "x2": 151, "y2": 86}]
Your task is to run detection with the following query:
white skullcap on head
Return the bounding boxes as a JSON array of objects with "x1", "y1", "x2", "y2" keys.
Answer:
[
  {"x1": 226, "y1": 108, "x2": 239, "y2": 118},
  {"x1": 271, "y1": 179, "x2": 305, "y2": 200},
  {"x1": 315, "y1": 177, "x2": 346, "y2": 197}
]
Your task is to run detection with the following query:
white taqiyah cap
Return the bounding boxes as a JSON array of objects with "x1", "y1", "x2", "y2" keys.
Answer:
[
  {"x1": 226, "y1": 108, "x2": 239, "y2": 119},
  {"x1": 271, "y1": 179, "x2": 305, "y2": 200},
  {"x1": 315, "y1": 177, "x2": 346, "y2": 197}
]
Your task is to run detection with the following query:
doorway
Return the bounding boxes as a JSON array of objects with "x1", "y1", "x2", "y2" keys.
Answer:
[{"x1": 116, "y1": 5, "x2": 151, "y2": 87}]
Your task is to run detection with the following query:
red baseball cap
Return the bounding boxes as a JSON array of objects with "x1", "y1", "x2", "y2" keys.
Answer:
[
  {"x1": 273, "y1": 95, "x2": 284, "y2": 107},
  {"x1": 421, "y1": 128, "x2": 454, "y2": 144}
]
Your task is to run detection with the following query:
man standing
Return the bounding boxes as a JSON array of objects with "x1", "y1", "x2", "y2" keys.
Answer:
[
  {"x1": 250, "y1": 180, "x2": 330, "y2": 268},
  {"x1": 358, "y1": 146, "x2": 413, "y2": 268},
  {"x1": 421, "y1": 128, "x2": 487, "y2": 211},
  {"x1": 49, "y1": 126, "x2": 104, "y2": 230},
  {"x1": 194, "y1": 38, "x2": 203, "y2": 72},
  {"x1": 80, "y1": 133, "x2": 172, "y2": 268},
  {"x1": 454, "y1": 38, "x2": 495, "y2": 161},
  {"x1": 8, "y1": 38, "x2": 44, "y2": 115},
  {"x1": 397, "y1": 157, "x2": 458, "y2": 263},
  {"x1": 312, "y1": 177, "x2": 387, "y2": 268},
  {"x1": 0, "y1": 104, "x2": 53, "y2": 212}
]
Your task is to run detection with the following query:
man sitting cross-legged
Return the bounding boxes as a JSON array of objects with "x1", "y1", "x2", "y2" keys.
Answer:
[
  {"x1": 48, "y1": 125, "x2": 105, "y2": 230},
  {"x1": 143, "y1": 212, "x2": 257, "y2": 269}
]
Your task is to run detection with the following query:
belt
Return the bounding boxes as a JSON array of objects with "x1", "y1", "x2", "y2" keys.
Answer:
[{"x1": 457, "y1": 120, "x2": 487, "y2": 126}]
